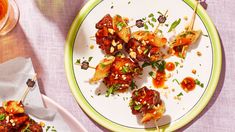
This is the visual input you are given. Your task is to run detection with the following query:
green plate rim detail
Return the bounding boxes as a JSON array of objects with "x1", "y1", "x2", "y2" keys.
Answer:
[{"x1": 64, "y1": 0, "x2": 222, "y2": 131}]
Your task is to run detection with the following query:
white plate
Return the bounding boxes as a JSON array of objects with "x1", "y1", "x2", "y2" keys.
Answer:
[
  {"x1": 42, "y1": 95, "x2": 87, "y2": 132},
  {"x1": 65, "y1": 0, "x2": 222, "y2": 131}
]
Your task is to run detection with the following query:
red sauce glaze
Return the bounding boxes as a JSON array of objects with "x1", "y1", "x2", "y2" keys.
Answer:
[
  {"x1": 181, "y1": 77, "x2": 196, "y2": 92},
  {"x1": 173, "y1": 45, "x2": 183, "y2": 57},
  {"x1": 152, "y1": 71, "x2": 166, "y2": 88},
  {"x1": 130, "y1": 86, "x2": 161, "y2": 115},
  {"x1": 166, "y1": 62, "x2": 175, "y2": 71}
]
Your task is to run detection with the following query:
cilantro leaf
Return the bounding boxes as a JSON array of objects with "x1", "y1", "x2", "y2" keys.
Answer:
[
  {"x1": 0, "y1": 114, "x2": 5, "y2": 121},
  {"x1": 117, "y1": 22, "x2": 126, "y2": 31},
  {"x1": 177, "y1": 92, "x2": 183, "y2": 97},
  {"x1": 173, "y1": 79, "x2": 180, "y2": 85},
  {"x1": 175, "y1": 62, "x2": 180, "y2": 67},
  {"x1": 142, "y1": 62, "x2": 151, "y2": 68},
  {"x1": 144, "y1": 23, "x2": 148, "y2": 30},
  {"x1": 75, "y1": 59, "x2": 81, "y2": 65},
  {"x1": 195, "y1": 79, "x2": 204, "y2": 88},
  {"x1": 149, "y1": 71, "x2": 156, "y2": 79},
  {"x1": 172, "y1": 79, "x2": 180, "y2": 85},
  {"x1": 168, "y1": 18, "x2": 181, "y2": 32},
  {"x1": 151, "y1": 60, "x2": 166, "y2": 72},
  {"x1": 105, "y1": 84, "x2": 120, "y2": 97},
  {"x1": 130, "y1": 81, "x2": 137, "y2": 90},
  {"x1": 88, "y1": 57, "x2": 93, "y2": 62},
  {"x1": 134, "y1": 104, "x2": 143, "y2": 110},
  {"x1": 148, "y1": 13, "x2": 154, "y2": 18}
]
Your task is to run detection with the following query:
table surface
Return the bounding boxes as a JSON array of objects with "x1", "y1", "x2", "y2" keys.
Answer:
[{"x1": 0, "y1": 0, "x2": 234, "y2": 131}]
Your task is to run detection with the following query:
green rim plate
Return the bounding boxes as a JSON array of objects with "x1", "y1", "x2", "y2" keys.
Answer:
[{"x1": 65, "y1": 0, "x2": 222, "y2": 131}]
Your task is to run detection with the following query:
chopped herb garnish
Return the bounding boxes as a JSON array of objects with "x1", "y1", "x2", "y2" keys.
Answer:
[
  {"x1": 142, "y1": 62, "x2": 151, "y2": 68},
  {"x1": 129, "y1": 100, "x2": 134, "y2": 106},
  {"x1": 177, "y1": 92, "x2": 183, "y2": 97},
  {"x1": 134, "y1": 91, "x2": 139, "y2": 96},
  {"x1": 157, "y1": 11, "x2": 163, "y2": 15},
  {"x1": 100, "y1": 63, "x2": 106, "y2": 68},
  {"x1": 111, "y1": 5, "x2": 114, "y2": 9},
  {"x1": 200, "y1": 83, "x2": 204, "y2": 87},
  {"x1": 128, "y1": 1, "x2": 131, "y2": 4},
  {"x1": 105, "y1": 84, "x2": 120, "y2": 97},
  {"x1": 21, "y1": 124, "x2": 30, "y2": 132},
  {"x1": 46, "y1": 126, "x2": 51, "y2": 132},
  {"x1": 168, "y1": 18, "x2": 181, "y2": 32},
  {"x1": 151, "y1": 17, "x2": 157, "y2": 22},
  {"x1": 117, "y1": 22, "x2": 126, "y2": 31},
  {"x1": 134, "y1": 104, "x2": 143, "y2": 110},
  {"x1": 178, "y1": 52, "x2": 184, "y2": 59},
  {"x1": 148, "y1": 13, "x2": 154, "y2": 18},
  {"x1": 130, "y1": 81, "x2": 137, "y2": 90},
  {"x1": 88, "y1": 57, "x2": 93, "y2": 62},
  {"x1": 0, "y1": 114, "x2": 5, "y2": 121},
  {"x1": 75, "y1": 59, "x2": 81, "y2": 64},
  {"x1": 165, "y1": 24, "x2": 169, "y2": 27},
  {"x1": 144, "y1": 23, "x2": 148, "y2": 30},
  {"x1": 142, "y1": 17, "x2": 146, "y2": 20},
  {"x1": 175, "y1": 62, "x2": 180, "y2": 67},
  {"x1": 151, "y1": 60, "x2": 166, "y2": 72},
  {"x1": 121, "y1": 66, "x2": 129, "y2": 73},
  {"x1": 148, "y1": 21, "x2": 154, "y2": 28},
  {"x1": 158, "y1": 30, "x2": 163, "y2": 33},
  {"x1": 173, "y1": 79, "x2": 180, "y2": 85},
  {"x1": 97, "y1": 93, "x2": 101, "y2": 96},
  {"x1": 149, "y1": 71, "x2": 156, "y2": 78},
  {"x1": 143, "y1": 49, "x2": 149, "y2": 54},
  {"x1": 195, "y1": 79, "x2": 204, "y2": 88}
]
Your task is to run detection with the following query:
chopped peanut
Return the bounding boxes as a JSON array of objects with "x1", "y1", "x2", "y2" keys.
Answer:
[
  {"x1": 197, "y1": 51, "x2": 202, "y2": 56},
  {"x1": 117, "y1": 44, "x2": 123, "y2": 50}
]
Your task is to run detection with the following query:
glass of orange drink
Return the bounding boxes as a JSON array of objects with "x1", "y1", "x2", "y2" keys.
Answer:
[{"x1": 0, "y1": 0, "x2": 19, "y2": 36}]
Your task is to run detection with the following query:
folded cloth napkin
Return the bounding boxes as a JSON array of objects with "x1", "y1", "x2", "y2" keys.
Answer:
[{"x1": 0, "y1": 57, "x2": 70, "y2": 131}]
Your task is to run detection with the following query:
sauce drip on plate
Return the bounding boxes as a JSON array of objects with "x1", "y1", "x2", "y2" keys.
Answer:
[
  {"x1": 181, "y1": 77, "x2": 196, "y2": 92},
  {"x1": 166, "y1": 62, "x2": 175, "y2": 71},
  {"x1": 152, "y1": 71, "x2": 166, "y2": 88}
]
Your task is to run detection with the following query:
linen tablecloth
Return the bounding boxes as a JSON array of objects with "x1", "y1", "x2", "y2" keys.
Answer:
[{"x1": 0, "y1": 0, "x2": 234, "y2": 131}]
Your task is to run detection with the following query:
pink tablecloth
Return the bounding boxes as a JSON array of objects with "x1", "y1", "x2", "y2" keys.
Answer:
[{"x1": 0, "y1": 0, "x2": 234, "y2": 131}]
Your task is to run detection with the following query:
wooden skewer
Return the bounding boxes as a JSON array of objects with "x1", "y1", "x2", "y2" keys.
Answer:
[
  {"x1": 18, "y1": 74, "x2": 37, "y2": 103},
  {"x1": 188, "y1": 0, "x2": 199, "y2": 31},
  {"x1": 154, "y1": 120, "x2": 160, "y2": 132},
  {"x1": 154, "y1": 10, "x2": 168, "y2": 34}
]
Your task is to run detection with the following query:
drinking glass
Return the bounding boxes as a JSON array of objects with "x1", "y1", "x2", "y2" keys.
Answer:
[{"x1": 0, "y1": 0, "x2": 19, "y2": 36}]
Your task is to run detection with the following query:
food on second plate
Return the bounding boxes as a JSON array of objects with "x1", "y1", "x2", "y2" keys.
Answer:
[
  {"x1": 129, "y1": 86, "x2": 165, "y2": 123},
  {"x1": 0, "y1": 101, "x2": 42, "y2": 132},
  {"x1": 125, "y1": 31, "x2": 167, "y2": 62},
  {"x1": 95, "y1": 14, "x2": 131, "y2": 55}
]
